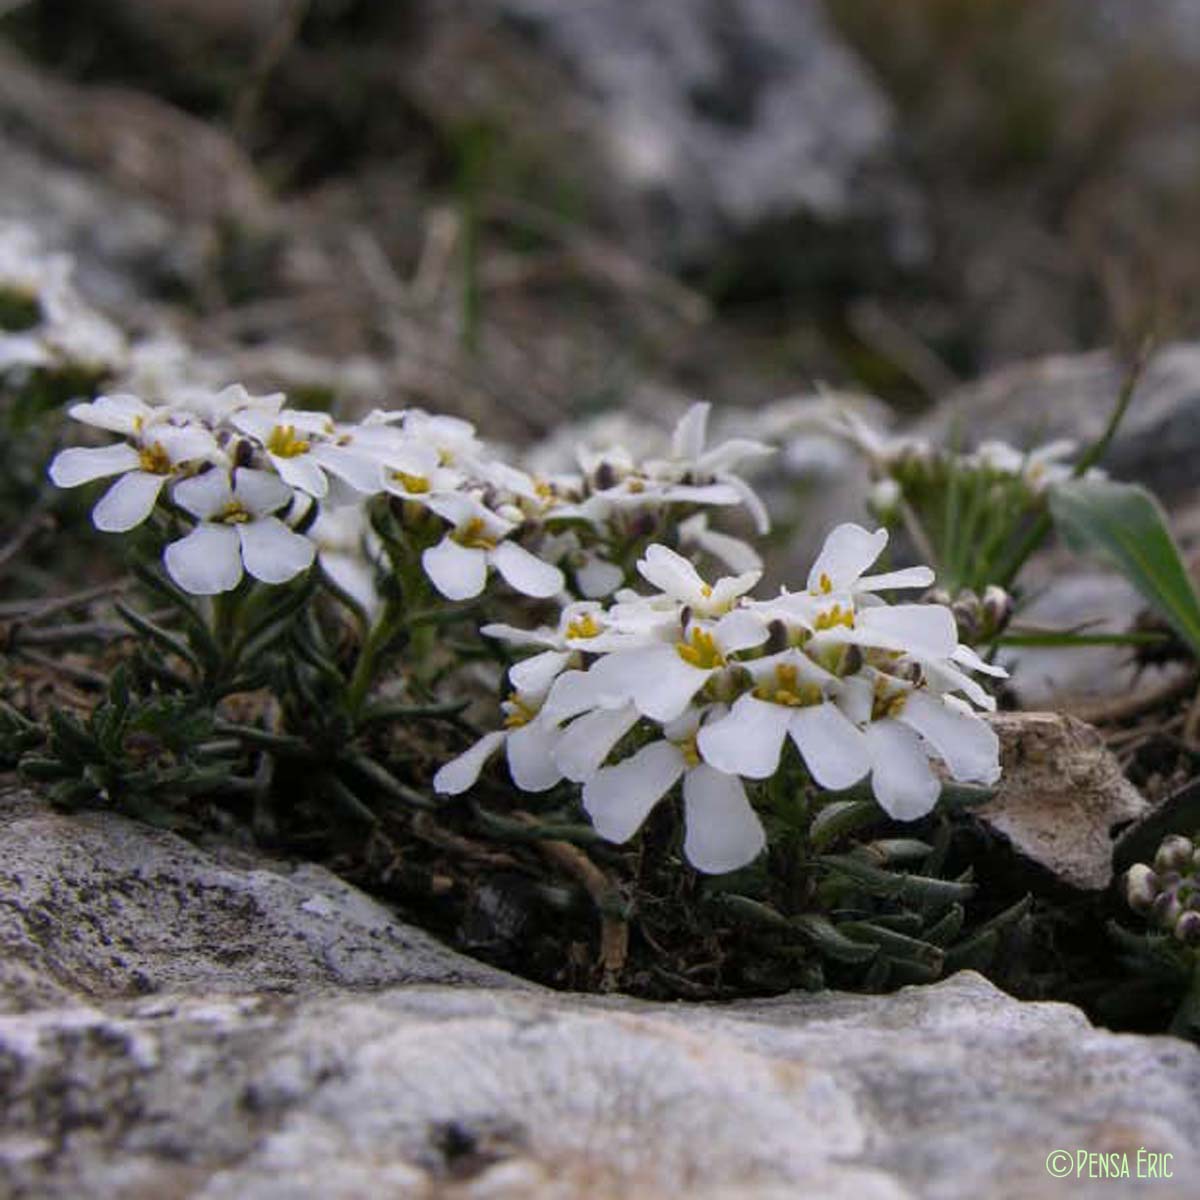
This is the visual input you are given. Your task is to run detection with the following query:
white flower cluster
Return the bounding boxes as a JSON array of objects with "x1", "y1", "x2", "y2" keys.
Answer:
[
  {"x1": 757, "y1": 393, "x2": 1098, "y2": 498},
  {"x1": 434, "y1": 523, "x2": 1005, "y2": 874},
  {"x1": 0, "y1": 225, "x2": 127, "y2": 380},
  {"x1": 48, "y1": 385, "x2": 773, "y2": 603}
]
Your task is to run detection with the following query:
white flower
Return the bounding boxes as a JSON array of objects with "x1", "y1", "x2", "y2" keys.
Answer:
[
  {"x1": 164, "y1": 468, "x2": 315, "y2": 595},
  {"x1": 230, "y1": 407, "x2": 386, "y2": 499},
  {"x1": 48, "y1": 406, "x2": 218, "y2": 532},
  {"x1": 678, "y1": 512, "x2": 762, "y2": 574},
  {"x1": 697, "y1": 651, "x2": 870, "y2": 791},
  {"x1": 310, "y1": 503, "x2": 380, "y2": 616},
  {"x1": 433, "y1": 690, "x2": 563, "y2": 795},
  {"x1": 836, "y1": 670, "x2": 1001, "y2": 820},
  {"x1": 580, "y1": 709, "x2": 765, "y2": 874},
  {"x1": 638, "y1": 543, "x2": 760, "y2": 617},
  {"x1": 421, "y1": 493, "x2": 564, "y2": 601}
]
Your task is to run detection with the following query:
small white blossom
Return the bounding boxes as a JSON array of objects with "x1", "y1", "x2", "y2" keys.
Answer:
[{"x1": 164, "y1": 468, "x2": 315, "y2": 595}]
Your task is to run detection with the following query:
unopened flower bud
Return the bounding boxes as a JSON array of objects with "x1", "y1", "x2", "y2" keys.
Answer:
[
  {"x1": 1153, "y1": 890, "x2": 1183, "y2": 927},
  {"x1": 981, "y1": 585, "x2": 1013, "y2": 636},
  {"x1": 925, "y1": 588, "x2": 952, "y2": 608},
  {"x1": 233, "y1": 438, "x2": 255, "y2": 469},
  {"x1": 594, "y1": 462, "x2": 616, "y2": 491},
  {"x1": 1154, "y1": 835, "x2": 1195, "y2": 874},
  {"x1": 1174, "y1": 910, "x2": 1200, "y2": 946},
  {"x1": 1125, "y1": 864, "x2": 1160, "y2": 913},
  {"x1": 868, "y1": 477, "x2": 901, "y2": 519},
  {"x1": 951, "y1": 589, "x2": 981, "y2": 641}
]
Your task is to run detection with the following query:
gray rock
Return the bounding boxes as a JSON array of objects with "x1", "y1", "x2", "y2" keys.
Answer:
[
  {"x1": 980, "y1": 712, "x2": 1150, "y2": 890},
  {"x1": 2, "y1": 973, "x2": 1198, "y2": 1198},
  {"x1": 0, "y1": 789, "x2": 524, "y2": 1011},
  {"x1": 918, "y1": 344, "x2": 1200, "y2": 502},
  {"x1": 418, "y1": 0, "x2": 925, "y2": 269},
  {"x1": 4, "y1": 794, "x2": 1196, "y2": 1198}
]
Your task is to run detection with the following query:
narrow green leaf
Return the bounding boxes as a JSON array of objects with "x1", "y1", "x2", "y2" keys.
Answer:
[{"x1": 1049, "y1": 478, "x2": 1200, "y2": 659}]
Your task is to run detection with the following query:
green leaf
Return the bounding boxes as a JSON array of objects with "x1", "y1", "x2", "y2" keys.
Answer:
[{"x1": 1049, "y1": 479, "x2": 1200, "y2": 659}]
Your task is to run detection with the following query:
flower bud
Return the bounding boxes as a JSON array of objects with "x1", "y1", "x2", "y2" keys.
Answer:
[
  {"x1": 1154, "y1": 835, "x2": 1195, "y2": 874},
  {"x1": 1125, "y1": 864, "x2": 1160, "y2": 914},
  {"x1": 951, "y1": 589, "x2": 981, "y2": 641},
  {"x1": 867, "y1": 477, "x2": 901, "y2": 519},
  {"x1": 925, "y1": 588, "x2": 952, "y2": 608},
  {"x1": 1153, "y1": 890, "x2": 1182, "y2": 927},
  {"x1": 1174, "y1": 910, "x2": 1200, "y2": 946},
  {"x1": 981, "y1": 585, "x2": 1013, "y2": 636}
]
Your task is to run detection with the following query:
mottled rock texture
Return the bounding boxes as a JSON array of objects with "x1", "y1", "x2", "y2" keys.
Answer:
[{"x1": 2, "y1": 790, "x2": 1198, "y2": 1198}]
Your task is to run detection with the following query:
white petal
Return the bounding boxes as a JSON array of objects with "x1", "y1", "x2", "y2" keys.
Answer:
[
  {"x1": 433, "y1": 730, "x2": 506, "y2": 795},
  {"x1": 554, "y1": 704, "x2": 640, "y2": 782},
  {"x1": 682, "y1": 765, "x2": 765, "y2": 873},
  {"x1": 787, "y1": 703, "x2": 870, "y2": 790},
  {"x1": 637, "y1": 544, "x2": 706, "y2": 603},
  {"x1": 156, "y1": 424, "x2": 218, "y2": 465},
  {"x1": 422, "y1": 537, "x2": 488, "y2": 600},
  {"x1": 576, "y1": 555, "x2": 625, "y2": 598},
  {"x1": 856, "y1": 604, "x2": 958, "y2": 660},
  {"x1": 481, "y1": 622, "x2": 557, "y2": 649},
  {"x1": 48, "y1": 443, "x2": 140, "y2": 488},
  {"x1": 952, "y1": 643, "x2": 1009, "y2": 678},
  {"x1": 857, "y1": 566, "x2": 936, "y2": 592},
  {"x1": 808, "y1": 524, "x2": 888, "y2": 592},
  {"x1": 603, "y1": 646, "x2": 709, "y2": 723},
  {"x1": 173, "y1": 468, "x2": 233, "y2": 520},
  {"x1": 543, "y1": 667, "x2": 630, "y2": 720},
  {"x1": 697, "y1": 694, "x2": 792, "y2": 779},
  {"x1": 233, "y1": 467, "x2": 295, "y2": 516},
  {"x1": 310, "y1": 443, "x2": 385, "y2": 494},
  {"x1": 713, "y1": 608, "x2": 768, "y2": 654},
  {"x1": 836, "y1": 675, "x2": 875, "y2": 726},
  {"x1": 898, "y1": 691, "x2": 1001, "y2": 785},
  {"x1": 505, "y1": 722, "x2": 563, "y2": 792},
  {"x1": 91, "y1": 471, "x2": 165, "y2": 532},
  {"x1": 164, "y1": 523, "x2": 242, "y2": 595},
  {"x1": 923, "y1": 659, "x2": 996, "y2": 712},
  {"x1": 509, "y1": 650, "x2": 572, "y2": 695},
  {"x1": 491, "y1": 540, "x2": 564, "y2": 598},
  {"x1": 583, "y1": 741, "x2": 685, "y2": 843},
  {"x1": 238, "y1": 517, "x2": 315, "y2": 585},
  {"x1": 719, "y1": 471, "x2": 771, "y2": 535},
  {"x1": 671, "y1": 401, "x2": 710, "y2": 461},
  {"x1": 865, "y1": 720, "x2": 940, "y2": 821},
  {"x1": 273, "y1": 452, "x2": 328, "y2": 499},
  {"x1": 682, "y1": 517, "x2": 763, "y2": 573},
  {"x1": 67, "y1": 393, "x2": 152, "y2": 434}
]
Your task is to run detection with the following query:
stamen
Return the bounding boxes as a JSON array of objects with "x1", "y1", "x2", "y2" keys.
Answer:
[
  {"x1": 675, "y1": 627, "x2": 725, "y2": 670},
  {"x1": 219, "y1": 500, "x2": 252, "y2": 525},
  {"x1": 392, "y1": 470, "x2": 431, "y2": 495},
  {"x1": 266, "y1": 425, "x2": 311, "y2": 459},
  {"x1": 566, "y1": 613, "x2": 602, "y2": 640},
  {"x1": 454, "y1": 517, "x2": 497, "y2": 550},
  {"x1": 503, "y1": 691, "x2": 538, "y2": 729},
  {"x1": 814, "y1": 603, "x2": 855, "y2": 631},
  {"x1": 137, "y1": 442, "x2": 172, "y2": 475}
]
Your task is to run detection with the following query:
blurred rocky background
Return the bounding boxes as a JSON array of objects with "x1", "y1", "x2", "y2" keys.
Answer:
[
  {"x1": 5, "y1": 0, "x2": 1200, "y2": 696},
  {"x1": 4, "y1": 0, "x2": 1200, "y2": 419}
]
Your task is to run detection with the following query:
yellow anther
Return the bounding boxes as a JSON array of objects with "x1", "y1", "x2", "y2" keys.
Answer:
[
  {"x1": 700, "y1": 583, "x2": 713, "y2": 598},
  {"x1": 503, "y1": 692, "x2": 538, "y2": 729},
  {"x1": 219, "y1": 500, "x2": 251, "y2": 525},
  {"x1": 871, "y1": 677, "x2": 908, "y2": 720},
  {"x1": 626, "y1": 478, "x2": 645, "y2": 494},
  {"x1": 814, "y1": 603, "x2": 855, "y2": 631},
  {"x1": 454, "y1": 517, "x2": 497, "y2": 550},
  {"x1": 266, "y1": 425, "x2": 311, "y2": 459},
  {"x1": 817, "y1": 572, "x2": 833, "y2": 594},
  {"x1": 677, "y1": 732, "x2": 701, "y2": 768},
  {"x1": 137, "y1": 442, "x2": 172, "y2": 475},
  {"x1": 535, "y1": 479, "x2": 555, "y2": 500},
  {"x1": 752, "y1": 663, "x2": 823, "y2": 708},
  {"x1": 566, "y1": 613, "x2": 602, "y2": 640},
  {"x1": 675, "y1": 627, "x2": 725, "y2": 670},
  {"x1": 391, "y1": 470, "x2": 430, "y2": 495}
]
